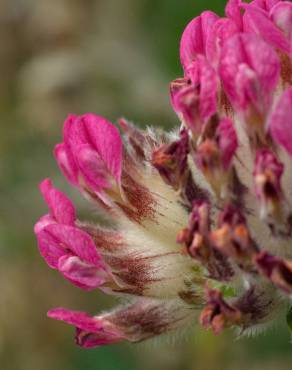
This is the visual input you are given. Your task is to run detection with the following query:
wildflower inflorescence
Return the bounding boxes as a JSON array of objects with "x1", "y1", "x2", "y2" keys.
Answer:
[{"x1": 35, "y1": 0, "x2": 292, "y2": 347}]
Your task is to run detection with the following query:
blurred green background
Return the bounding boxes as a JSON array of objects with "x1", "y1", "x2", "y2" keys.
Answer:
[{"x1": 0, "y1": 1, "x2": 291, "y2": 369}]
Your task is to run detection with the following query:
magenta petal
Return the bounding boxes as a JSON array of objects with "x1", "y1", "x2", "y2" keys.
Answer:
[
  {"x1": 266, "y1": 0, "x2": 281, "y2": 10},
  {"x1": 174, "y1": 57, "x2": 217, "y2": 130},
  {"x1": 205, "y1": 18, "x2": 239, "y2": 67},
  {"x1": 47, "y1": 307, "x2": 123, "y2": 347},
  {"x1": 169, "y1": 78, "x2": 190, "y2": 114},
  {"x1": 180, "y1": 11, "x2": 219, "y2": 71},
  {"x1": 216, "y1": 118, "x2": 238, "y2": 170},
  {"x1": 44, "y1": 224, "x2": 102, "y2": 266},
  {"x1": 54, "y1": 143, "x2": 78, "y2": 186},
  {"x1": 64, "y1": 114, "x2": 89, "y2": 150},
  {"x1": 75, "y1": 144, "x2": 112, "y2": 191},
  {"x1": 75, "y1": 328, "x2": 121, "y2": 348},
  {"x1": 219, "y1": 33, "x2": 280, "y2": 110},
  {"x1": 225, "y1": 0, "x2": 243, "y2": 29},
  {"x1": 251, "y1": 0, "x2": 281, "y2": 11},
  {"x1": 173, "y1": 85, "x2": 199, "y2": 130},
  {"x1": 36, "y1": 227, "x2": 68, "y2": 269},
  {"x1": 47, "y1": 307, "x2": 103, "y2": 332},
  {"x1": 243, "y1": 4, "x2": 290, "y2": 53},
  {"x1": 235, "y1": 63, "x2": 259, "y2": 111},
  {"x1": 81, "y1": 114, "x2": 123, "y2": 185},
  {"x1": 57, "y1": 113, "x2": 123, "y2": 194},
  {"x1": 58, "y1": 255, "x2": 108, "y2": 291},
  {"x1": 269, "y1": 88, "x2": 292, "y2": 156},
  {"x1": 39, "y1": 179, "x2": 76, "y2": 225},
  {"x1": 34, "y1": 214, "x2": 56, "y2": 234},
  {"x1": 180, "y1": 16, "x2": 203, "y2": 70},
  {"x1": 196, "y1": 57, "x2": 218, "y2": 122},
  {"x1": 270, "y1": 2, "x2": 292, "y2": 42}
]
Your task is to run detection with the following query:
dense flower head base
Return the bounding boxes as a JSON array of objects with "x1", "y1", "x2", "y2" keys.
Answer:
[{"x1": 35, "y1": 0, "x2": 292, "y2": 348}]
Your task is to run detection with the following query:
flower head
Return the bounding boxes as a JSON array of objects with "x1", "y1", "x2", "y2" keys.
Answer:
[{"x1": 35, "y1": 0, "x2": 292, "y2": 347}]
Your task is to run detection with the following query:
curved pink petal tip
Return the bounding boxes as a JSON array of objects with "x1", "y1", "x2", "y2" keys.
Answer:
[
  {"x1": 39, "y1": 178, "x2": 76, "y2": 226},
  {"x1": 54, "y1": 143, "x2": 78, "y2": 186},
  {"x1": 47, "y1": 307, "x2": 103, "y2": 332}
]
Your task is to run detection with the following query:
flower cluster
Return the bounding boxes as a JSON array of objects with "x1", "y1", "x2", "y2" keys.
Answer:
[{"x1": 35, "y1": 0, "x2": 292, "y2": 348}]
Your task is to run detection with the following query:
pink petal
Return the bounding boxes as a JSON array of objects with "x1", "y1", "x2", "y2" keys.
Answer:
[
  {"x1": 75, "y1": 144, "x2": 112, "y2": 191},
  {"x1": 47, "y1": 307, "x2": 103, "y2": 332},
  {"x1": 251, "y1": 0, "x2": 281, "y2": 11},
  {"x1": 58, "y1": 255, "x2": 108, "y2": 291},
  {"x1": 39, "y1": 179, "x2": 76, "y2": 225},
  {"x1": 269, "y1": 87, "x2": 292, "y2": 155},
  {"x1": 173, "y1": 85, "x2": 200, "y2": 131},
  {"x1": 47, "y1": 307, "x2": 124, "y2": 347},
  {"x1": 216, "y1": 118, "x2": 238, "y2": 170},
  {"x1": 205, "y1": 18, "x2": 239, "y2": 67},
  {"x1": 43, "y1": 224, "x2": 102, "y2": 266},
  {"x1": 173, "y1": 57, "x2": 217, "y2": 131},
  {"x1": 180, "y1": 11, "x2": 219, "y2": 71},
  {"x1": 219, "y1": 33, "x2": 280, "y2": 110},
  {"x1": 36, "y1": 227, "x2": 68, "y2": 269},
  {"x1": 34, "y1": 214, "x2": 56, "y2": 234},
  {"x1": 54, "y1": 143, "x2": 78, "y2": 186},
  {"x1": 270, "y1": 2, "x2": 292, "y2": 41},
  {"x1": 187, "y1": 56, "x2": 218, "y2": 122},
  {"x1": 225, "y1": 0, "x2": 243, "y2": 29},
  {"x1": 169, "y1": 78, "x2": 190, "y2": 114},
  {"x1": 235, "y1": 63, "x2": 259, "y2": 111},
  {"x1": 242, "y1": 4, "x2": 290, "y2": 53},
  {"x1": 64, "y1": 114, "x2": 88, "y2": 149},
  {"x1": 238, "y1": 34, "x2": 280, "y2": 91},
  {"x1": 56, "y1": 113, "x2": 123, "y2": 199},
  {"x1": 81, "y1": 114, "x2": 123, "y2": 186}
]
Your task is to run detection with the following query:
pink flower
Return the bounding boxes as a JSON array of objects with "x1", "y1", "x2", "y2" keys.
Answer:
[
  {"x1": 36, "y1": 0, "x2": 292, "y2": 348},
  {"x1": 35, "y1": 179, "x2": 109, "y2": 290},
  {"x1": 54, "y1": 114, "x2": 123, "y2": 206}
]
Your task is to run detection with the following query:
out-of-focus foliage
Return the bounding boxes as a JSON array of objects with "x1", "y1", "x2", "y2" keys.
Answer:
[{"x1": 0, "y1": 1, "x2": 291, "y2": 370}]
